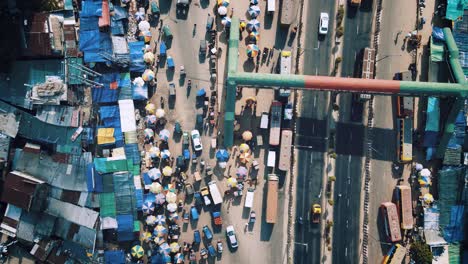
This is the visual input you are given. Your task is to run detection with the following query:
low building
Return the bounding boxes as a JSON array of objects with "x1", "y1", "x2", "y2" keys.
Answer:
[{"x1": 0, "y1": 171, "x2": 49, "y2": 212}]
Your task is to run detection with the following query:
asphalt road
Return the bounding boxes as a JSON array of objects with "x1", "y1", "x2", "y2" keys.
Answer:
[
  {"x1": 294, "y1": 0, "x2": 335, "y2": 263},
  {"x1": 332, "y1": 2, "x2": 375, "y2": 264}
]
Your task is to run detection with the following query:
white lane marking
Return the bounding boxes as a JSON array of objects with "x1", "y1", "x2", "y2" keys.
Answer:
[
  {"x1": 346, "y1": 220, "x2": 349, "y2": 229},
  {"x1": 347, "y1": 198, "x2": 350, "y2": 206},
  {"x1": 345, "y1": 247, "x2": 348, "y2": 256},
  {"x1": 357, "y1": 25, "x2": 359, "y2": 34},
  {"x1": 313, "y1": 96, "x2": 317, "y2": 107},
  {"x1": 315, "y1": 68, "x2": 318, "y2": 75}
]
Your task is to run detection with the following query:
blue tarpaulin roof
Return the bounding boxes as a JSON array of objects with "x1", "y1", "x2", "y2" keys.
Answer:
[
  {"x1": 425, "y1": 97, "x2": 440, "y2": 132},
  {"x1": 100, "y1": 106, "x2": 121, "y2": 127},
  {"x1": 104, "y1": 250, "x2": 125, "y2": 264},
  {"x1": 79, "y1": 16, "x2": 99, "y2": 31},
  {"x1": 111, "y1": 18, "x2": 125, "y2": 35},
  {"x1": 80, "y1": 0, "x2": 103, "y2": 18},
  {"x1": 135, "y1": 189, "x2": 143, "y2": 210},
  {"x1": 129, "y1": 41, "x2": 146, "y2": 72},
  {"x1": 132, "y1": 82, "x2": 148, "y2": 100},
  {"x1": 118, "y1": 72, "x2": 132, "y2": 100},
  {"x1": 124, "y1": 144, "x2": 141, "y2": 165},
  {"x1": 87, "y1": 164, "x2": 103, "y2": 192},
  {"x1": 92, "y1": 73, "x2": 121, "y2": 103},
  {"x1": 116, "y1": 214, "x2": 133, "y2": 233},
  {"x1": 142, "y1": 172, "x2": 152, "y2": 185}
]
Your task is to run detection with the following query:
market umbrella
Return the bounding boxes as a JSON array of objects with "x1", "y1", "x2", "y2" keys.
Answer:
[
  {"x1": 141, "y1": 231, "x2": 152, "y2": 242},
  {"x1": 227, "y1": 177, "x2": 237, "y2": 188},
  {"x1": 221, "y1": 17, "x2": 231, "y2": 28},
  {"x1": 423, "y1": 193, "x2": 434, "y2": 204},
  {"x1": 239, "y1": 143, "x2": 250, "y2": 153},
  {"x1": 242, "y1": 131, "x2": 253, "y2": 141},
  {"x1": 161, "y1": 149, "x2": 171, "y2": 159},
  {"x1": 164, "y1": 184, "x2": 176, "y2": 193},
  {"x1": 144, "y1": 128, "x2": 155, "y2": 139},
  {"x1": 146, "y1": 115, "x2": 157, "y2": 126},
  {"x1": 155, "y1": 215, "x2": 166, "y2": 225},
  {"x1": 148, "y1": 168, "x2": 162, "y2": 181},
  {"x1": 239, "y1": 152, "x2": 252, "y2": 163},
  {"x1": 174, "y1": 253, "x2": 184, "y2": 263},
  {"x1": 131, "y1": 245, "x2": 144, "y2": 258},
  {"x1": 162, "y1": 253, "x2": 171, "y2": 263},
  {"x1": 159, "y1": 242, "x2": 171, "y2": 254},
  {"x1": 248, "y1": 5, "x2": 261, "y2": 18},
  {"x1": 246, "y1": 44, "x2": 260, "y2": 58},
  {"x1": 142, "y1": 201, "x2": 155, "y2": 214},
  {"x1": 149, "y1": 146, "x2": 161, "y2": 158},
  {"x1": 167, "y1": 203, "x2": 178, "y2": 212},
  {"x1": 138, "y1": 20, "x2": 151, "y2": 31},
  {"x1": 146, "y1": 215, "x2": 157, "y2": 225},
  {"x1": 170, "y1": 242, "x2": 181, "y2": 253},
  {"x1": 239, "y1": 20, "x2": 247, "y2": 30},
  {"x1": 139, "y1": 30, "x2": 152, "y2": 43},
  {"x1": 150, "y1": 182, "x2": 163, "y2": 194},
  {"x1": 169, "y1": 212, "x2": 180, "y2": 221},
  {"x1": 248, "y1": 31, "x2": 260, "y2": 43},
  {"x1": 236, "y1": 166, "x2": 248, "y2": 176},
  {"x1": 415, "y1": 163, "x2": 423, "y2": 171},
  {"x1": 196, "y1": 88, "x2": 206, "y2": 97},
  {"x1": 217, "y1": 0, "x2": 229, "y2": 6},
  {"x1": 146, "y1": 103, "x2": 156, "y2": 114},
  {"x1": 250, "y1": 0, "x2": 258, "y2": 4},
  {"x1": 418, "y1": 175, "x2": 432, "y2": 186},
  {"x1": 216, "y1": 149, "x2": 229, "y2": 162},
  {"x1": 246, "y1": 19, "x2": 260, "y2": 32},
  {"x1": 142, "y1": 69, "x2": 155, "y2": 82},
  {"x1": 219, "y1": 161, "x2": 227, "y2": 169},
  {"x1": 218, "y1": 6, "x2": 228, "y2": 16},
  {"x1": 155, "y1": 193, "x2": 166, "y2": 204},
  {"x1": 159, "y1": 129, "x2": 170, "y2": 141},
  {"x1": 144, "y1": 52, "x2": 155, "y2": 64},
  {"x1": 156, "y1": 108, "x2": 165, "y2": 118},
  {"x1": 154, "y1": 225, "x2": 168, "y2": 237},
  {"x1": 419, "y1": 168, "x2": 431, "y2": 177},
  {"x1": 135, "y1": 10, "x2": 145, "y2": 21},
  {"x1": 154, "y1": 236, "x2": 165, "y2": 245},
  {"x1": 162, "y1": 166, "x2": 173, "y2": 177},
  {"x1": 133, "y1": 77, "x2": 145, "y2": 87},
  {"x1": 166, "y1": 192, "x2": 177, "y2": 203}
]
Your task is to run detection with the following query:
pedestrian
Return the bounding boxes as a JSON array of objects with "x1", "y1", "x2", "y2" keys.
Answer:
[
  {"x1": 292, "y1": 26, "x2": 298, "y2": 34},
  {"x1": 244, "y1": 223, "x2": 249, "y2": 232}
]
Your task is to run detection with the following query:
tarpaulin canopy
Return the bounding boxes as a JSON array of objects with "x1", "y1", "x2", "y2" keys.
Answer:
[{"x1": 97, "y1": 128, "x2": 115, "y2": 145}]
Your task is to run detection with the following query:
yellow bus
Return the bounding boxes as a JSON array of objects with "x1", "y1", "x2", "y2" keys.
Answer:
[
  {"x1": 382, "y1": 243, "x2": 406, "y2": 264},
  {"x1": 396, "y1": 118, "x2": 413, "y2": 162}
]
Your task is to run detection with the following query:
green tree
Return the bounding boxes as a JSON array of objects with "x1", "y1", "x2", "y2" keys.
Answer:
[{"x1": 410, "y1": 241, "x2": 433, "y2": 264}]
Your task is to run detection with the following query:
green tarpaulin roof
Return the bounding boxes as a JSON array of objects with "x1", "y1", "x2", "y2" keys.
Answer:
[
  {"x1": 431, "y1": 37, "x2": 445, "y2": 62},
  {"x1": 94, "y1": 158, "x2": 128, "y2": 174},
  {"x1": 100, "y1": 193, "x2": 116, "y2": 217}
]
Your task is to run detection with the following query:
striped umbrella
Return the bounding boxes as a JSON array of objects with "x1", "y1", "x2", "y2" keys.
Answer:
[
  {"x1": 149, "y1": 146, "x2": 161, "y2": 158},
  {"x1": 139, "y1": 30, "x2": 152, "y2": 43},
  {"x1": 142, "y1": 69, "x2": 155, "y2": 82},
  {"x1": 144, "y1": 128, "x2": 154, "y2": 139},
  {"x1": 141, "y1": 231, "x2": 152, "y2": 242},
  {"x1": 248, "y1": 5, "x2": 261, "y2": 18},
  {"x1": 163, "y1": 166, "x2": 173, "y2": 177},
  {"x1": 145, "y1": 103, "x2": 156, "y2": 114},
  {"x1": 146, "y1": 215, "x2": 157, "y2": 225},
  {"x1": 164, "y1": 184, "x2": 176, "y2": 193},
  {"x1": 159, "y1": 242, "x2": 171, "y2": 254},
  {"x1": 166, "y1": 192, "x2": 177, "y2": 203},
  {"x1": 154, "y1": 236, "x2": 165, "y2": 245},
  {"x1": 154, "y1": 225, "x2": 168, "y2": 237},
  {"x1": 169, "y1": 212, "x2": 180, "y2": 221},
  {"x1": 142, "y1": 201, "x2": 155, "y2": 214},
  {"x1": 217, "y1": 0, "x2": 229, "y2": 6},
  {"x1": 155, "y1": 215, "x2": 166, "y2": 225},
  {"x1": 250, "y1": 0, "x2": 258, "y2": 4},
  {"x1": 159, "y1": 129, "x2": 170, "y2": 141},
  {"x1": 221, "y1": 17, "x2": 231, "y2": 28},
  {"x1": 144, "y1": 52, "x2": 155, "y2": 64},
  {"x1": 239, "y1": 143, "x2": 250, "y2": 153},
  {"x1": 248, "y1": 31, "x2": 260, "y2": 43},
  {"x1": 236, "y1": 166, "x2": 248, "y2": 176},
  {"x1": 135, "y1": 11, "x2": 145, "y2": 21},
  {"x1": 170, "y1": 242, "x2": 181, "y2": 253},
  {"x1": 155, "y1": 193, "x2": 166, "y2": 204},
  {"x1": 167, "y1": 203, "x2": 178, "y2": 212},
  {"x1": 246, "y1": 19, "x2": 260, "y2": 32},
  {"x1": 239, "y1": 152, "x2": 252, "y2": 164},
  {"x1": 161, "y1": 150, "x2": 171, "y2": 159},
  {"x1": 174, "y1": 253, "x2": 184, "y2": 263},
  {"x1": 246, "y1": 44, "x2": 259, "y2": 58},
  {"x1": 150, "y1": 182, "x2": 162, "y2": 194},
  {"x1": 227, "y1": 177, "x2": 237, "y2": 188},
  {"x1": 148, "y1": 168, "x2": 162, "y2": 180},
  {"x1": 138, "y1": 20, "x2": 151, "y2": 31},
  {"x1": 218, "y1": 6, "x2": 228, "y2": 16},
  {"x1": 131, "y1": 245, "x2": 144, "y2": 258},
  {"x1": 146, "y1": 115, "x2": 157, "y2": 126}
]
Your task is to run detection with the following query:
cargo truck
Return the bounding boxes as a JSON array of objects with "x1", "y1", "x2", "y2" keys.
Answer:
[
  {"x1": 269, "y1": 101, "x2": 282, "y2": 146},
  {"x1": 208, "y1": 181, "x2": 223, "y2": 205},
  {"x1": 266, "y1": 174, "x2": 279, "y2": 224}
]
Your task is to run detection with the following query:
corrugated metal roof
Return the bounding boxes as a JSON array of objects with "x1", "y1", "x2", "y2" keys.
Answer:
[
  {"x1": 1, "y1": 171, "x2": 45, "y2": 211},
  {"x1": 0, "y1": 100, "x2": 22, "y2": 138},
  {"x1": 45, "y1": 198, "x2": 98, "y2": 229},
  {"x1": 16, "y1": 211, "x2": 38, "y2": 242},
  {"x1": 36, "y1": 105, "x2": 80, "y2": 127}
]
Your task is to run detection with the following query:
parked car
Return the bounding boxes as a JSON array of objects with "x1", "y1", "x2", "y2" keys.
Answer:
[
  {"x1": 191, "y1": 130, "x2": 203, "y2": 152},
  {"x1": 226, "y1": 225, "x2": 238, "y2": 248},
  {"x1": 202, "y1": 225, "x2": 213, "y2": 240},
  {"x1": 319, "y1": 12, "x2": 329, "y2": 35},
  {"x1": 193, "y1": 230, "x2": 201, "y2": 244},
  {"x1": 207, "y1": 244, "x2": 216, "y2": 257}
]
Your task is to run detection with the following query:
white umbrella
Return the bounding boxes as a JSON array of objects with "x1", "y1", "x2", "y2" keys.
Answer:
[
  {"x1": 415, "y1": 163, "x2": 423, "y2": 171},
  {"x1": 156, "y1": 108, "x2": 165, "y2": 118},
  {"x1": 138, "y1": 20, "x2": 151, "y2": 31},
  {"x1": 161, "y1": 149, "x2": 171, "y2": 159},
  {"x1": 149, "y1": 182, "x2": 162, "y2": 194},
  {"x1": 146, "y1": 215, "x2": 157, "y2": 225},
  {"x1": 167, "y1": 203, "x2": 178, "y2": 212},
  {"x1": 248, "y1": 5, "x2": 261, "y2": 18},
  {"x1": 155, "y1": 215, "x2": 166, "y2": 225},
  {"x1": 159, "y1": 129, "x2": 170, "y2": 141},
  {"x1": 133, "y1": 77, "x2": 145, "y2": 87},
  {"x1": 148, "y1": 146, "x2": 160, "y2": 158},
  {"x1": 162, "y1": 166, "x2": 173, "y2": 176},
  {"x1": 135, "y1": 11, "x2": 145, "y2": 21},
  {"x1": 142, "y1": 201, "x2": 155, "y2": 214},
  {"x1": 166, "y1": 192, "x2": 177, "y2": 203},
  {"x1": 419, "y1": 168, "x2": 431, "y2": 177},
  {"x1": 155, "y1": 193, "x2": 166, "y2": 204},
  {"x1": 218, "y1": 6, "x2": 228, "y2": 16},
  {"x1": 148, "y1": 168, "x2": 161, "y2": 180},
  {"x1": 170, "y1": 242, "x2": 181, "y2": 253}
]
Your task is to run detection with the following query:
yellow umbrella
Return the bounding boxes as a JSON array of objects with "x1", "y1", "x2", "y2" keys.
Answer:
[
  {"x1": 423, "y1": 193, "x2": 434, "y2": 204},
  {"x1": 239, "y1": 143, "x2": 250, "y2": 153},
  {"x1": 131, "y1": 245, "x2": 144, "y2": 258},
  {"x1": 242, "y1": 131, "x2": 253, "y2": 141},
  {"x1": 141, "y1": 231, "x2": 152, "y2": 242},
  {"x1": 166, "y1": 192, "x2": 177, "y2": 203},
  {"x1": 240, "y1": 21, "x2": 247, "y2": 30},
  {"x1": 144, "y1": 52, "x2": 155, "y2": 64},
  {"x1": 217, "y1": 0, "x2": 229, "y2": 6},
  {"x1": 145, "y1": 103, "x2": 156, "y2": 114},
  {"x1": 227, "y1": 177, "x2": 237, "y2": 188},
  {"x1": 170, "y1": 242, "x2": 181, "y2": 253},
  {"x1": 239, "y1": 152, "x2": 252, "y2": 163},
  {"x1": 163, "y1": 166, "x2": 173, "y2": 176},
  {"x1": 149, "y1": 182, "x2": 162, "y2": 194},
  {"x1": 154, "y1": 236, "x2": 165, "y2": 245}
]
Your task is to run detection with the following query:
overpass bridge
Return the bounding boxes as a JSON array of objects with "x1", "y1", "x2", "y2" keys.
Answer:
[{"x1": 223, "y1": 17, "x2": 466, "y2": 158}]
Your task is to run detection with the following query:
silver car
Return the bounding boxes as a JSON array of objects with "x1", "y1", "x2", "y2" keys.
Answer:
[
  {"x1": 191, "y1": 130, "x2": 203, "y2": 152},
  {"x1": 319, "y1": 12, "x2": 329, "y2": 35},
  {"x1": 226, "y1": 225, "x2": 238, "y2": 248}
]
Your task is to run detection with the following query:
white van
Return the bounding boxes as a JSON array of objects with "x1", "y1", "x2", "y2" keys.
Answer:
[
  {"x1": 267, "y1": 0, "x2": 276, "y2": 13},
  {"x1": 208, "y1": 181, "x2": 223, "y2": 205},
  {"x1": 244, "y1": 188, "x2": 255, "y2": 208}
]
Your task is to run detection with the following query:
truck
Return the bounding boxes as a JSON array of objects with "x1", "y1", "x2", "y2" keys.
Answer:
[
  {"x1": 267, "y1": 0, "x2": 276, "y2": 13},
  {"x1": 269, "y1": 101, "x2": 282, "y2": 146},
  {"x1": 266, "y1": 174, "x2": 279, "y2": 224},
  {"x1": 212, "y1": 211, "x2": 222, "y2": 225},
  {"x1": 358, "y1": 47, "x2": 375, "y2": 101},
  {"x1": 278, "y1": 129, "x2": 292, "y2": 171},
  {"x1": 279, "y1": 51, "x2": 292, "y2": 97},
  {"x1": 244, "y1": 188, "x2": 255, "y2": 208},
  {"x1": 208, "y1": 181, "x2": 223, "y2": 205},
  {"x1": 311, "y1": 204, "x2": 321, "y2": 224},
  {"x1": 200, "y1": 187, "x2": 211, "y2": 206}
]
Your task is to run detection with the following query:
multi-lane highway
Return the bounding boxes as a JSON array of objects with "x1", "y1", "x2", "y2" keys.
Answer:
[
  {"x1": 332, "y1": 2, "x2": 375, "y2": 264},
  {"x1": 293, "y1": 0, "x2": 335, "y2": 263}
]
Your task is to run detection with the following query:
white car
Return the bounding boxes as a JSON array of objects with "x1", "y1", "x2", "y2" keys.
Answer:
[
  {"x1": 226, "y1": 225, "x2": 238, "y2": 248},
  {"x1": 319, "y1": 12, "x2": 329, "y2": 35},
  {"x1": 191, "y1": 130, "x2": 203, "y2": 152}
]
